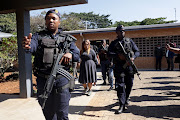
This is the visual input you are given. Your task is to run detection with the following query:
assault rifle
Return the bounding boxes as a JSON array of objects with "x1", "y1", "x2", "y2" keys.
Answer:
[
  {"x1": 39, "y1": 53, "x2": 62, "y2": 109},
  {"x1": 39, "y1": 52, "x2": 74, "y2": 109},
  {"x1": 39, "y1": 35, "x2": 75, "y2": 109},
  {"x1": 115, "y1": 41, "x2": 141, "y2": 80}
]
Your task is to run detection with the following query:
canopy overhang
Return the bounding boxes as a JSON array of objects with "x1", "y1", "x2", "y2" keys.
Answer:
[
  {"x1": 0, "y1": 0, "x2": 88, "y2": 98},
  {"x1": 0, "y1": 0, "x2": 88, "y2": 14}
]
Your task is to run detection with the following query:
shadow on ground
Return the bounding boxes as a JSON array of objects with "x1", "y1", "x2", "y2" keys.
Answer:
[
  {"x1": 69, "y1": 102, "x2": 118, "y2": 118},
  {"x1": 130, "y1": 94, "x2": 180, "y2": 102},
  {"x1": 139, "y1": 85, "x2": 180, "y2": 91},
  {"x1": 126, "y1": 105, "x2": 180, "y2": 119},
  {"x1": 69, "y1": 101, "x2": 180, "y2": 119},
  {"x1": 0, "y1": 93, "x2": 19, "y2": 102},
  {"x1": 145, "y1": 76, "x2": 179, "y2": 80}
]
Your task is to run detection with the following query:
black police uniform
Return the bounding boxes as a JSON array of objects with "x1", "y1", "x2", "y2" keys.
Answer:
[
  {"x1": 108, "y1": 37, "x2": 140, "y2": 111},
  {"x1": 98, "y1": 44, "x2": 109, "y2": 84},
  {"x1": 27, "y1": 29, "x2": 80, "y2": 120}
]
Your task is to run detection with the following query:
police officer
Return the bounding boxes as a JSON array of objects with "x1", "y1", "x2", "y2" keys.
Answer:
[
  {"x1": 108, "y1": 25, "x2": 140, "y2": 114},
  {"x1": 22, "y1": 9, "x2": 80, "y2": 120},
  {"x1": 98, "y1": 40, "x2": 109, "y2": 85}
]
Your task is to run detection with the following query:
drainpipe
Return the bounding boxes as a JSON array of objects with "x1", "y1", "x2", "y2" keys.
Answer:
[{"x1": 80, "y1": 32, "x2": 84, "y2": 41}]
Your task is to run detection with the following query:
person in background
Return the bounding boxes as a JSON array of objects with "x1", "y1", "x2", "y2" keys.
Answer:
[
  {"x1": 79, "y1": 40, "x2": 98, "y2": 96},
  {"x1": 166, "y1": 42, "x2": 175, "y2": 71},
  {"x1": 107, "y1": 58, "x2": 115, "y2": 91},
  {"x1": 72, "y1": 46, "x2": 80, "y2": 80},
  {"x1": 166, "y1": 44, "x2": 180, "y2": 54},
  {"x1": 22, "y1": 9, "x2": 80, "y2": 120},
  {"x1": 167, "y1": 44, "x2": 180, "y2": 70},
  {"x1": 154, "y1": 44, "x2": 163, "y2": 70},
  {"x1": 90, "y1": 44, "x2": 99, "y2": 86},
  {"x1": 98, "y1": 40, "x2": 109, "y2": 85}
]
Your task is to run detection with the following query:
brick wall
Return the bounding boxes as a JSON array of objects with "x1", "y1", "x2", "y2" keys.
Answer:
[{"x1": 72, "y1": 27, "x2": 180, "y2": 70}]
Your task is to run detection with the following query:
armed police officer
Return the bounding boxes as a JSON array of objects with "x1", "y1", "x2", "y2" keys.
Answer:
[
  {"x1": 108, "y1": 25, "x2": 140, "y2": 114},
  {"x1": 22, "y1": 9, "x2": 80, "y2": 120},
  {"x1": 98, "y1": 40, "x2": 109, "y2": 85}
]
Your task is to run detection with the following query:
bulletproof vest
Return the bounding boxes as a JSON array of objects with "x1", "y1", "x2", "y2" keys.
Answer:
[
  {"x1": 33, "y1": 33, "x2": 74, "y2": 74},
  {"x1": 99, "y1": 45, "x2": 108, "y2": 61},
  {"x1": 122, "y1": 38, "x2": 134, "y2": 57}
]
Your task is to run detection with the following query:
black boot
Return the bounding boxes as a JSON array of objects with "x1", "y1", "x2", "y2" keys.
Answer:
[
  {"x1": 125, "y1": 99, "x2": 130, "y2": 106},
  {"x1": 115, "y1": 104, "x2": 125, "y2": 114},
  {"x1": 102, "y1": 81, "x2": 106, "y2": 85}
]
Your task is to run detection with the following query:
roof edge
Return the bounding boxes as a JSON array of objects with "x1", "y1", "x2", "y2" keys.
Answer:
[{"x1": 64, "y1": 23, "x2": 180, "y2": 35}]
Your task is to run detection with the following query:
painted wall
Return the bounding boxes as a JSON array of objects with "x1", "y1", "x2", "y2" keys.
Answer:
[{"x1": 73, "y1": 27, "x2": 180, "y2": 70}]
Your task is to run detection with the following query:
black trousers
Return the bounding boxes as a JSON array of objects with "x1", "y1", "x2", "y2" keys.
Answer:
[
  {"x1": 155, "y1": 57, "x2": 162, "y2": 70},
  {"x1": 115, "y1": 70, "x2": 134, "y2": 105},
  {"x1": 166, "y1": 57, "x2": 174, "y2": 70},
  {"x1": 36, "y1": 76, "x2": 70, "y2": 120}
]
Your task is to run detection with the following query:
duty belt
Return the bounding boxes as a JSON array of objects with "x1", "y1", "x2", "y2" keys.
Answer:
[{"x1": 54, "y1": 83, "x2": 70, "y2": 94}]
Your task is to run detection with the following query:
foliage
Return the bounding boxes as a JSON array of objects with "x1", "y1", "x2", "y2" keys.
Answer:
[
  {"x1": 69, "y1": 12, "x2": 113, "y2": 29},
  {"x1": 113, "y1": 20, "x2": 140, "y2": 27},
  {"x1": 0, "y1": 13, "x2": 16, "y2": 33},
  {"x1": 112, "y1": 17, "x2": 177, "y2": 27},
  {"x1": 140, "y1": 17, "x2": 177, "y2": 25},
  {"x1": 30, "y1": 11, "x2": 46, "y2": 33},
  {"x1": 0, "y1": 36, "x2": 18, "y2": 63},
  {"x1": 60, "y1": 13, "x2": 85, "y2": 31}
]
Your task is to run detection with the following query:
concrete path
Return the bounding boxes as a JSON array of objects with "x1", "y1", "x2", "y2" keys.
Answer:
[{"x1": 0, "y1": 70, "x2": 180, "y2": 120}]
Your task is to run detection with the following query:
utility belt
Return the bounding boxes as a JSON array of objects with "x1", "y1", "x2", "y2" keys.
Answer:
[
  {"x1": 37, "y1": 72, "x2": 50, "y2": 79},
  {"x1": 37, "y1": 71, "x2": 74, "y2": 93},
  {"x1": 53, "y1": 83, "x2": 70, "y2": 94}
]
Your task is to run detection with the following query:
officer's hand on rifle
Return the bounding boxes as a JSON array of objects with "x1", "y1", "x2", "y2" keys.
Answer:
[
  {"x1": 22, "y1": 33, "x2": 32, "y2": 49},
  {"x1": 60, "y1": 53, "x2": 72, "y2": 65}
]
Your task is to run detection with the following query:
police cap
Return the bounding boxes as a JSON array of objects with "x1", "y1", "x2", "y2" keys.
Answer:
[
  {"x1": 116, "y1": 25, "x2": 125, "y2": 31},
  {"x1": 45, "y1": 9, "x2": 61, "y2": 19}
]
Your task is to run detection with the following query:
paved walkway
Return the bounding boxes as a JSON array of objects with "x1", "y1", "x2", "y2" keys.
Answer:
[{"x1": 0, "y1": 70, "x2": 180, "y2": 120}]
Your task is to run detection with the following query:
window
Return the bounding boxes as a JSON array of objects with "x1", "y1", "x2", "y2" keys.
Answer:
[{"x1": 132, "y1": 35, "x2": 180, "y2": 57}]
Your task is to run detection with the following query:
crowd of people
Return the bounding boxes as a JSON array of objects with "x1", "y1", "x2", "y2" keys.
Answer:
[
  {"x1": 154, "y1": 40, "x2": 180, "y2": 71},
  {"x1": 22, "y1": 9, "x2": 180, "y2": 120}
]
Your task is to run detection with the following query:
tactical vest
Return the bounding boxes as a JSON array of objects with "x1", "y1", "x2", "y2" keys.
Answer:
[
  {"x1": 122, "y1": 38, "x2": 134, "y2": 58},
  {"x1": 33, "y1": 33, "x2": 75, "y2": 75},
  {"x1": 99, "y1": 45, "x2": 108, "y2": 61}
]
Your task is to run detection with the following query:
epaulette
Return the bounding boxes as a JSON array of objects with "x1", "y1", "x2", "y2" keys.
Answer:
[
  {"x1": 67, "y1": 34, "x2": 77, "y2": 42},
  {"x1": 60, "y1": 33, "x2": 77, "y2": 42}
]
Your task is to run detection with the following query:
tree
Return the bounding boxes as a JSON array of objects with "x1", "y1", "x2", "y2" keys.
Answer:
[
  {"x1": 0, "y1": 36, "x2": 18, "y2": 61},
  {"x1": 30, "y1": 11, "x2": 46, "y2": 33},
  {"x1": 112, "y1": 17, "x2": 177, "y2": 27},
  {"x1": 0, "y1": 36, "x2": 18, "y2": 75},
  {"x1": 60, "y1": 13, "x2": 85, "y2": 31},
  {"x1": 0, "y1": 13, "x2": 16, "y2": 33},
  {"x1": 140, "y1": 17, "x2": 176, "y2": 25},
  {"x1": 113, "y1": 20, "x2": 140, "y2": 27},
  {"x1": 69, "y1": 12, "x2": 112, "y2": 29}
]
